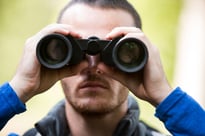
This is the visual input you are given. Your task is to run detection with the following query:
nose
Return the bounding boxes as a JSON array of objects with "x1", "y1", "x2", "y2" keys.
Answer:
[
  {"x1": 84, "y1": 54, "x2": 103, "y2": 74},
  {"x1": 86, "y1": 54, "x2": 100, "y2": 67}
]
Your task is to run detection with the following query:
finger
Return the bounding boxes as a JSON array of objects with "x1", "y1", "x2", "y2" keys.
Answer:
[
  {"x1": 25, "y1": 23, "x2": 82, "y2": 53},
  {"x1": 106, "y1": 27, "x2": 142, "y2": 40},
  {"x1": 37, "y1": 23, "x2": 82, "y2": 39},
  {"x1": 122, "y1": 32, "x2": 157, "y2": 56}
]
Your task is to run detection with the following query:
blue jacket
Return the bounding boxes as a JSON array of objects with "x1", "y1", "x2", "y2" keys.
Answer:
[
  {"x1": 0, "y1": 83, "x2": 26, "y2": 130},
  {"x1": 155, "y1": 87, "x2": 205, "y2": 135}
]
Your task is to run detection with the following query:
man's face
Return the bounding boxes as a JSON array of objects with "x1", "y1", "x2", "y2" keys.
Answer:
[{"x1": 60, "y1": 4, "x2": 135, "y2": 114}]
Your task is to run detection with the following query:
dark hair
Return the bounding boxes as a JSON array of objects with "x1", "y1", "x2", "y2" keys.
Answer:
[{"x1": 57, "y1": 0, "x2": 142, "y2": 28}]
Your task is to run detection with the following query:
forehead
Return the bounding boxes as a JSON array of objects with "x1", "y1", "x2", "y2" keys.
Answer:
[{"x1": 59, "y1": 4, "x2": 135, "y2": 38}]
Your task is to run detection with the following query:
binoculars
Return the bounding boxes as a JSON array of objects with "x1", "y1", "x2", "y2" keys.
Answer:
[{"x1": 36, "y1": 33, "x2": 148, "y2": 73}]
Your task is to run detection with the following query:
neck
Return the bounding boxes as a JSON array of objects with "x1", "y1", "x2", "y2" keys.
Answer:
[{"x1": 65, "y1": 100, "x2": 128, "y2": 136}]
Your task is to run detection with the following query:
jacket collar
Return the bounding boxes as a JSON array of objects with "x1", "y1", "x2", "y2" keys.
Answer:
[{"x1": 35, "y1": 95, "x2": 142, "y2": 136}]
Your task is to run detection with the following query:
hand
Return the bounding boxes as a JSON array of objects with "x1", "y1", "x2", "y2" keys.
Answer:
[
  {"x1": 9, "y1": 24, "x2": 81, "y2": 103},
  {"x1": 105, "y1": 27, "x2": 173, "y2": 106}
]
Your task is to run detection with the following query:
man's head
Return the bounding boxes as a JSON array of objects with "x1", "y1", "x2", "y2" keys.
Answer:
[
  {"x1": 57, "y1": 0, "x2": 142, "y2": 28},
  {"x1": 58, "y1": 0, "x2": 142, "y2": 115}
]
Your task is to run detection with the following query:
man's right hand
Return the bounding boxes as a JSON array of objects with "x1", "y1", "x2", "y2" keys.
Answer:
[{"x1": 9, "y1": 24, "x2": 81, "y2": 103}]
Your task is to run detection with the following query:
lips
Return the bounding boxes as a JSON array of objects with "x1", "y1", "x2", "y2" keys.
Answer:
[{"x1": 79, "y1": 81, "x2": 108, "y2": 89}]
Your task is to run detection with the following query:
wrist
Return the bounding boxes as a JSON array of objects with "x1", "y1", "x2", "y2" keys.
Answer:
[
  {"x1": 148, "y1": 85, "x2": 173, "y2": 107},
  {"x1": 9, "y1": 77, "x2": 34, "y2": 103}
]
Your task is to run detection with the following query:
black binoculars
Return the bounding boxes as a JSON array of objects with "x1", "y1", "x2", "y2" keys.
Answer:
[{"x1": 36, "y1": 33, "x2": 148, "y2": 73}]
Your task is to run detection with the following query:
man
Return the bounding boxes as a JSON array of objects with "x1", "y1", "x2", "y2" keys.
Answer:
[
  {"x1": 11, "y1": 0, "x2": 166, "y2": 135},
  {"x1": 2, "y1": 0, "x2": 204, "y2": 135}
]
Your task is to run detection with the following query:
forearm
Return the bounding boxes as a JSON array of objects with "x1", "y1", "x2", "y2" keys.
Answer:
[
  {"x1": 0, "y1": 82, "x2": 26, "y2": 130},
  {"x1": 155, "y1": 87, "x2": 205, "y2": 135}
]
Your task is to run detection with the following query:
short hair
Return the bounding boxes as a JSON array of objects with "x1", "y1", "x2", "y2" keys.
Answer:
[{"x1": 57, "y1": 0, "x2": 142, "y2": 28}]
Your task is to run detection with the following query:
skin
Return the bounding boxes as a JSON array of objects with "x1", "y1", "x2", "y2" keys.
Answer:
[{"x1": 9, "y1": 3, "x2": 173, "y2": 136}]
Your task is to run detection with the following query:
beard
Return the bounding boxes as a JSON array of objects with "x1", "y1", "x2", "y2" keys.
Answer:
[
  {"x1": 62, "y1": 73, "x2": 129, "y2": 116},
  {"x1": 67, "y1": 94, "x2": 127, "y2": 116}
]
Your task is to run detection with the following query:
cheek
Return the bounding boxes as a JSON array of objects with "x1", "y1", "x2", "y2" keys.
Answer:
[
  {"x1": 111, "y1": 80, "x2": 129, "y2": 98},
  {"x1": 109, "y1": 81, "x2": 129, "y2": 108},
  {"x1": 61, "y1": 77, "x2": 79, "y2": 96}
]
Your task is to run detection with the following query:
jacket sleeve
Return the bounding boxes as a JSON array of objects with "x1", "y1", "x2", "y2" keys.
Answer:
[
  {"x1": 155, "y1": 87, "x2": 205, "y2": 136},
  {"x1": 0, "y1": 82, "x2": 26, "y2": 130}
]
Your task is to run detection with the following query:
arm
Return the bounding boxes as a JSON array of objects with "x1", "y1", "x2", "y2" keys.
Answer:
[
  {"x1": 0, "y1": 82, "x2": 26, "y2": 130},
  {"x1": 0, "y1": 24, "x2": 81, "y2": 130},
  {"x1": 105, "y1": 27, "x2": 205, "y2": 135},
  {"x1": 155, "y1": 87, "x2": 205, "y2": 135}
]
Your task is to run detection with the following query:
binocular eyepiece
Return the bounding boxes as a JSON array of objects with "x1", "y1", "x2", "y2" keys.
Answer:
[{"x1": 36, "y1": 33, "x2": 148, "y2": 73}]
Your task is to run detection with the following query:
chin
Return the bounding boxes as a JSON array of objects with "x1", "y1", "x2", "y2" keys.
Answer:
[
  {"x1": 66, "y1": 89, "x2": 129, "y2": 115},
  {"x1": 69, "y1": 96, "x2": 119, "y2": 115}
]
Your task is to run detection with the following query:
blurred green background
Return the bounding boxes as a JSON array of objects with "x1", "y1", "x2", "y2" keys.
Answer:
[{"x1": 0, "y1": 0, "x2": 182, "y2": 135}]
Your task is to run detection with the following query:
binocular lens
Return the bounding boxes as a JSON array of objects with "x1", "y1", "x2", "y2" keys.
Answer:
[
  {"x1": 113, "y1": 39, "x2": 148, "y2": 73},
  {"x1": 37, "y1": 34, "x2": 72, "y2": 69},
  {"x1": 43, "y1": 39, "x2": 68, "y2": 64},
  {"x1": 117, "y1": 42, "x2": 141, "y2": 66}
]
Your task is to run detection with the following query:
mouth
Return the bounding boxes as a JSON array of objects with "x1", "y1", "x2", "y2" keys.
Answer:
[{"x1": 79, "y1": 81, "x2": 108, "y2": 90}]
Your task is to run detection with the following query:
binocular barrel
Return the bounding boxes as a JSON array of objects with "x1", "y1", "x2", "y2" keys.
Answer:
[{"x1": 36, "y1": 34, "x2": 148, "y2": 73}]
